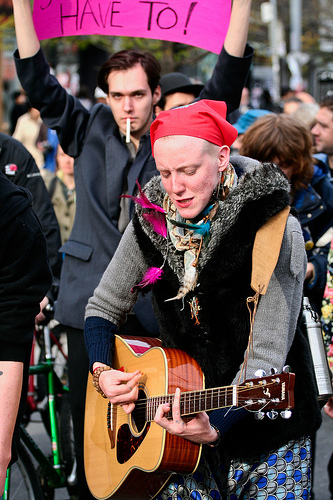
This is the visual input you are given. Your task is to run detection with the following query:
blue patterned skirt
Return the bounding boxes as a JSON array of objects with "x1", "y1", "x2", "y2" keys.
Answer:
[{"x1": 155, "y1": 436, "x2": 312, "y2": 500}]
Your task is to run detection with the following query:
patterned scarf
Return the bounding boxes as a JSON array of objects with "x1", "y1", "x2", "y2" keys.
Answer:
[{"x1": 164, "y1": 163, "x2": 237, "y2": 323}]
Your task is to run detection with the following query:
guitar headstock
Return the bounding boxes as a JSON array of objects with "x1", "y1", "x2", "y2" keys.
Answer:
[{"x1": 238, "y1": 371, "x2": 295, "y2": 417}]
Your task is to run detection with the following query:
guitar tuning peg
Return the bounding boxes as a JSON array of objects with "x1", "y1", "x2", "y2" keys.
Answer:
[
  {"x1": 254, "y1": 411, "x2": 265, "y2": 420},
  {"x1": 267, "y1": 410, "x2": 278, "y2": 420},
  {"x1": 280, "y1": 410, "x2": 292, "y2": 419},
  {"x1": 270, "y1": 367, "x2": 278, "y2": 374},
  {"x1": 255, "y1": 369, "x2": 266, "y2": 378},
  {"x1": 283, "y1": 365, "x2": 291, "y2": 373}
]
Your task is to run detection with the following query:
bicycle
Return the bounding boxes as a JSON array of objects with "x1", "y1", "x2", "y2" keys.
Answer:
[{"x1": 2, "y1": 312, "x2": 77, "y2": 500}]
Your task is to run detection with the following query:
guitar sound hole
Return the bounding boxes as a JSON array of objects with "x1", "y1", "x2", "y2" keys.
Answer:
[
  {"x1": 131, "y1": 388, "x2": 146, "y2": 433},
  {"x1": 117, "y1": 388, "x2": 150, "y2": 464}
]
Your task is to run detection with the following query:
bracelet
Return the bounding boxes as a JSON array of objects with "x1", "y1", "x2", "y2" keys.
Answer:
[
  {"x1": 93, "y1": 365, "x2": 104, "y2": 373},
  {"x1": 207, "y1": 424, "x2": 221, "y2": 447},
  {"x1": 92, "y1": 366, "x2": 111, "y2": 398}
]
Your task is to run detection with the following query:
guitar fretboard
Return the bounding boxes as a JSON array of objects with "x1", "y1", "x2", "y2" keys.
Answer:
[{"x1": 146, "y1": 386, "x2": 238, "y2": 422}]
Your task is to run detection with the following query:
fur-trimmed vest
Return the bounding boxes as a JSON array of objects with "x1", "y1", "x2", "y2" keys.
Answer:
[{"x1": 132, "y1": 160, "x2": 321, "y2": 459}]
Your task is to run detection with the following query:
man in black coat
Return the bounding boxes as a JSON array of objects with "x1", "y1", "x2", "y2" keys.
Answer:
[
  {"x1": 0, "y1": 171, "x2": 52, "y2": 494},
  {"x1": 0, "y1": 133, "x2": 62, "y2": 288},
  {"x1": 12, "y1": 0, "x2": 253, "y2": 496}
]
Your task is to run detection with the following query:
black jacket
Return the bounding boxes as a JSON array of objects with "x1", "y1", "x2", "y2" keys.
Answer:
[
  {"x1": 0, "y1": 133, "x2": 62, "y2": 283},
  {"x1": 0, "y1": 171, "x2": 52, "y2": 357}
]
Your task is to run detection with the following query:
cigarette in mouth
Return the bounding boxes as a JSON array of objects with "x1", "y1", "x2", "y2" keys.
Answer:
[{"x1": 126, "y1": 118, "x2": 131, "y2": 143}]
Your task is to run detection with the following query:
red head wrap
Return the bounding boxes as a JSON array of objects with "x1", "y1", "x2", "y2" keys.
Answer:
[{"x1": 151, "y1": 99, "x2": 238, "y2": 154}]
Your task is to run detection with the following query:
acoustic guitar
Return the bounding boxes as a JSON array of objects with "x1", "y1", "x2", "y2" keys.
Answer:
[{"x1": 84, "y1": 335, "x2": 295, "y2": 500}]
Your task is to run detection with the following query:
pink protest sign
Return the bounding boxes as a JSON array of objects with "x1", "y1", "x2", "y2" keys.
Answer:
[{"x1": 32, "y1": 0, "x2": 231, "y2": 54}]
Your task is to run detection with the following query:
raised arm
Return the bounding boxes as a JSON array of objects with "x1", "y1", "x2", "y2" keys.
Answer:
[
  {"x1": 224, "y1": 0, "x2": 252, "y2": 57},
  {"x1": 12, "y1": 0, "x2": 40, "y2": 58},
  {"x1": 12, "y1": 0, "x2": 92, "y2": 159},
  {"x1": 199, "y1": 0, "x2": 253, "y2": 113}
]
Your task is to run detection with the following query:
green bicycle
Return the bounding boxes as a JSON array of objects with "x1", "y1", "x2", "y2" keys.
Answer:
[{"x1": 2, "y1": 317, "x2": 77, "y2": 500}]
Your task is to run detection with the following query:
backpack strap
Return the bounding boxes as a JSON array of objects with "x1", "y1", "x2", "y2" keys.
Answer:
[
  {"x1": 239, "y1": 206, "x2": 291, "y2": 383},
  {"x1": 239, "y1": 206, "x2": 291, "y2": 382},
  {"x1": 251, "y1": 206, "x2": 291, "y2": 295}
]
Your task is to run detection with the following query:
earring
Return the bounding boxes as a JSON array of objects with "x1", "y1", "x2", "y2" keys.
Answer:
[{"x1": 213, "y1": 171, "x2": 223, "y2": 200}]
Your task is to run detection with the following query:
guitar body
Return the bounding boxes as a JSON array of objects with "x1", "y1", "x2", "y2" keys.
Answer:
[{"x1": 84, "y1": 335, "x2": 204, "y2": 500}]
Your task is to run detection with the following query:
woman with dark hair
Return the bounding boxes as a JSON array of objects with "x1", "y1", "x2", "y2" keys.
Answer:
[{"x1": 240, "y1": 113, "x2": 333, "y2": 314}]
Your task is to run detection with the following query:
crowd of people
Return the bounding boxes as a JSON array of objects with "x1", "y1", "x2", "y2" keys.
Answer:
[{"x1": 1, "y1": 0, "x2": 333, "y2": 498}]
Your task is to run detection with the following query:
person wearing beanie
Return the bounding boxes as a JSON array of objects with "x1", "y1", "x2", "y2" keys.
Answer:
[{"x1": 84, "y1": 99, "x2": 321, "y2": 499}]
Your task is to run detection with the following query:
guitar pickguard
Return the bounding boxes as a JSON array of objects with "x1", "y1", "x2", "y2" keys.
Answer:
[{"x1": 117, "y1": 422, "x2": 150, "y2": 464}]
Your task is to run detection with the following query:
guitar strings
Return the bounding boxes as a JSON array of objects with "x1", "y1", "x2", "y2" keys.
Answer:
[
  {"x1": 110, "y1": 381, "x2": 285, "y2": 421},
  {"x1": 112, "y1": 401, "x2": 275, "y2": 427},
  {"x1": 131, "y1": 380, "x2": 281, "y2": 407}
]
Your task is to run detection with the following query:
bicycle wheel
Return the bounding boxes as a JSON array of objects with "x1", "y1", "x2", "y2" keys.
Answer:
[
  {"x1": 6, "y1": 441, "x2": 43, "y2": 500},
  {"x1": 59, "y1": 393, "x2": 78, "y2": 497}
]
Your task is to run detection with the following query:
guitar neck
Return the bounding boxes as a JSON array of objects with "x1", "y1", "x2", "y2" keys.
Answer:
[
  {"x1": 144, "y1": 372, "x2": 293, "y2": 421},
  {"x1": 146, "y1": 385, "x2": 238, "y2": 421}
]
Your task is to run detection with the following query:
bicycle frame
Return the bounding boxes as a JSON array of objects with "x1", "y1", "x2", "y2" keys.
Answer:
[
  {"x1": 3, "y1": 324, "x2": 71, "y2": 498},
  {"x1": 23, "y1": 358, "x2": 69, "y2": 488}
]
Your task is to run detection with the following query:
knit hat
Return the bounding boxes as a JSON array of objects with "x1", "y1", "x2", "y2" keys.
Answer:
[
  {"x1": 151, "y1": 100, "x2": 238, "y2": 152},
  {"x1": 159, "y1": 72, "x2": 204, "y2": 97},
  {"x1": 234, "y1": 109, "x2": 272, "y2": 135}
]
